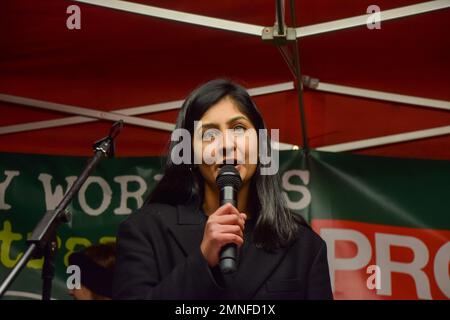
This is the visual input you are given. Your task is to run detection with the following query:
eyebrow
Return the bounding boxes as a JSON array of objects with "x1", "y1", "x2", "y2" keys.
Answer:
[{"x1": 200, "y1": 116, "x2": 250, "y2": 130}]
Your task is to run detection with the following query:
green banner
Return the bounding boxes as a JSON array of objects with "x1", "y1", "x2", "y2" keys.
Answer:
[{"x1": 0, "y1": 151, "x2": 449, "y2": 299}]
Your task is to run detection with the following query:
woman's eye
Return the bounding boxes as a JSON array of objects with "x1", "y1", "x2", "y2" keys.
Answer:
[
  {"x1": 202, "y1": 129, "x2": 220, "y2": 141},
  {"x1": 233, "y1": 125, "x2": 246, "y2": 134}
]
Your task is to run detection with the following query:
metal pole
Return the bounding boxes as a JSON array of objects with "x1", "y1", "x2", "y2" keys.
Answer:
[
  {"x1": 275, "y1": 0, "x2": 285, "y2": 35},
  {"x1": 0, "y1": 244, "x2": 37, "y2": 297},
  {"x1": 289, "y1": 0, "x2": 309, "y2": 150}
]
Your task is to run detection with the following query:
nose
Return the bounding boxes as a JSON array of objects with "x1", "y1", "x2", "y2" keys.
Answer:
[{"x1": 221, "y1": 131, "x2": 237, "y2": 159}]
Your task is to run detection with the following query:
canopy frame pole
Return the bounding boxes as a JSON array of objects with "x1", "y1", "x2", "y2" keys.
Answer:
[
  {"x1": 262, "y1": 0, "x2": 309, "y2": 150},
  {"x1": 2, "y1": 80, "x2": 448, "y2": 135},
  {"x1": 72, "y1": 0, "x2": 264, "y2": 36},
  {"x1": 71, "y1": 0, "x2": 450, "y2": 38},
  {"x1": 0, "y1": 94, "x2": 175, "y2": 132},
  {"x1": 289, "y1": 0, "x2": 309, "y2": 151},
  {"x1": 316, "y1": 125, "x2": 450, "y2": 152},
  {"x1": 0, "y1": 82, "x2": 294, "y2": 135},
  {"x1": 296, "y1": 0, "x2": 450, "y2": 38}
]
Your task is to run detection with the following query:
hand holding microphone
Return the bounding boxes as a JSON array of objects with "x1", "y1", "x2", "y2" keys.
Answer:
[{"x1": 200, "y1": 165, "x2": 244, "y2": 274}]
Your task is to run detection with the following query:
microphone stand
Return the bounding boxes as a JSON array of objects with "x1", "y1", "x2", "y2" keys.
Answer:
[{"x1": 0, "y1": 120, "x2": 123, "y2": 300}]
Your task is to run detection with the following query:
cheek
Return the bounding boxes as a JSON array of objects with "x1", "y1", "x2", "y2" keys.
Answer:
[
  {"x1": 193, "y1": 138, "x2": 222, "y2": 164},
  {"x1": 242, "y1": 132, "x2": 258, "y2": 182},
  {"x1": 193, "y1": 139, "x2": 202, "y2": 162},
  {"x1": 242, "y1": 131, "x2": 258, "y2": 162}
]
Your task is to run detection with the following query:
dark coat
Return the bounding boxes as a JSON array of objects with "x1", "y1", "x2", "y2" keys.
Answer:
[{"x1": 113, "y1": 202, "x2": 333, "y2": 300}]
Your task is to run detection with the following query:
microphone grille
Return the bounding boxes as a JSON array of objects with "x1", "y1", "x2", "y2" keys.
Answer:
[{"x1": 216, "y1": 165, "x2": 242, "y2": 190}]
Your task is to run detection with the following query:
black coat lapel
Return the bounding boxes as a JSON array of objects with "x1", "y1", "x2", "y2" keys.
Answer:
[
  {"x1": 167, "y1": 203, "x2": 205, "y2": 256},
  {"x1": 234, "y1": 242, "x2": 289, "y2": 299}
]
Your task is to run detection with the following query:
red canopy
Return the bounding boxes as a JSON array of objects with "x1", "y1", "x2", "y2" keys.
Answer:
[{"x1": 1, "y1": 0, "x2": 449, "y2": 159}]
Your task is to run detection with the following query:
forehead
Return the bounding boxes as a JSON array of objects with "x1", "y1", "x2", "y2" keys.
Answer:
[{"x1": 200, "y1": 97, "x2": 248, "y2": 123}]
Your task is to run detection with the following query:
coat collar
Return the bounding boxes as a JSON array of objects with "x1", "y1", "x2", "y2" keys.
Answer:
[
  {"x1": 233, "y1": 242, "x2": 289, "y2": 299},
  {"x1": 177, "y1": 202, "x2": 203, "y2": 225},
  {"x1": 167, "y1": 203, "x2": 205, "y2": 256}
]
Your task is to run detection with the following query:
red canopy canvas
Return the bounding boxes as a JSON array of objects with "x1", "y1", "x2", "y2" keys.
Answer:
[{"x1": 1, "y1": 0, "x2": 449, "y2": 159}]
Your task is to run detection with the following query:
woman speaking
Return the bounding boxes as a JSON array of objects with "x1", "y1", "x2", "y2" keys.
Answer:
[{"x1": 113, "y1": 79, "x2": 333, "y2": 300}]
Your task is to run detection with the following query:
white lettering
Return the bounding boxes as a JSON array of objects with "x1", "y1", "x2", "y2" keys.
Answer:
[
  {"x1": 78, "y1": 177, "x2": 112, "y2": 216},
  {"x1": 113, "y1": 176, "x2": 147, "y2": 215},
  {"x1": 0, "y1": 170, "x2": 20, "y2": 210},
  {"x1": 375, "y1": 233, "x2": 431, "y2": 299}
]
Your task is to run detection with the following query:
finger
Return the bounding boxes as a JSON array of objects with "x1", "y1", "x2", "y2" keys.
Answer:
[
  {"x1": 213, "y1": 203, "x2": 240, "y2": 217},
  {"x1": 213, "y1": 215, "x2": 245, "y2": 230},
  {"x1": 217, "y1": 225, "x2": 243, "y2": 238},
  {"x1": 219, "y1": 234, "x2": 244, "y2": 248}
]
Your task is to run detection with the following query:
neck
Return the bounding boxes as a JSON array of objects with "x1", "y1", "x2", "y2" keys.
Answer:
[{"x1": 203, "y1": 181, "x2": 252, "y2": 218}]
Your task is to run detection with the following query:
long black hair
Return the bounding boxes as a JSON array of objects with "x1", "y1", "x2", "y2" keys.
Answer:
[{"x1": 146, "y1": 79, "x2": 306, "y2": 251}]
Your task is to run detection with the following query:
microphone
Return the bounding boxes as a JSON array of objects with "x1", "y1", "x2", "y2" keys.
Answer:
[{"x1": 216, "y1": 164, "x2": 242, "y2": 274}]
